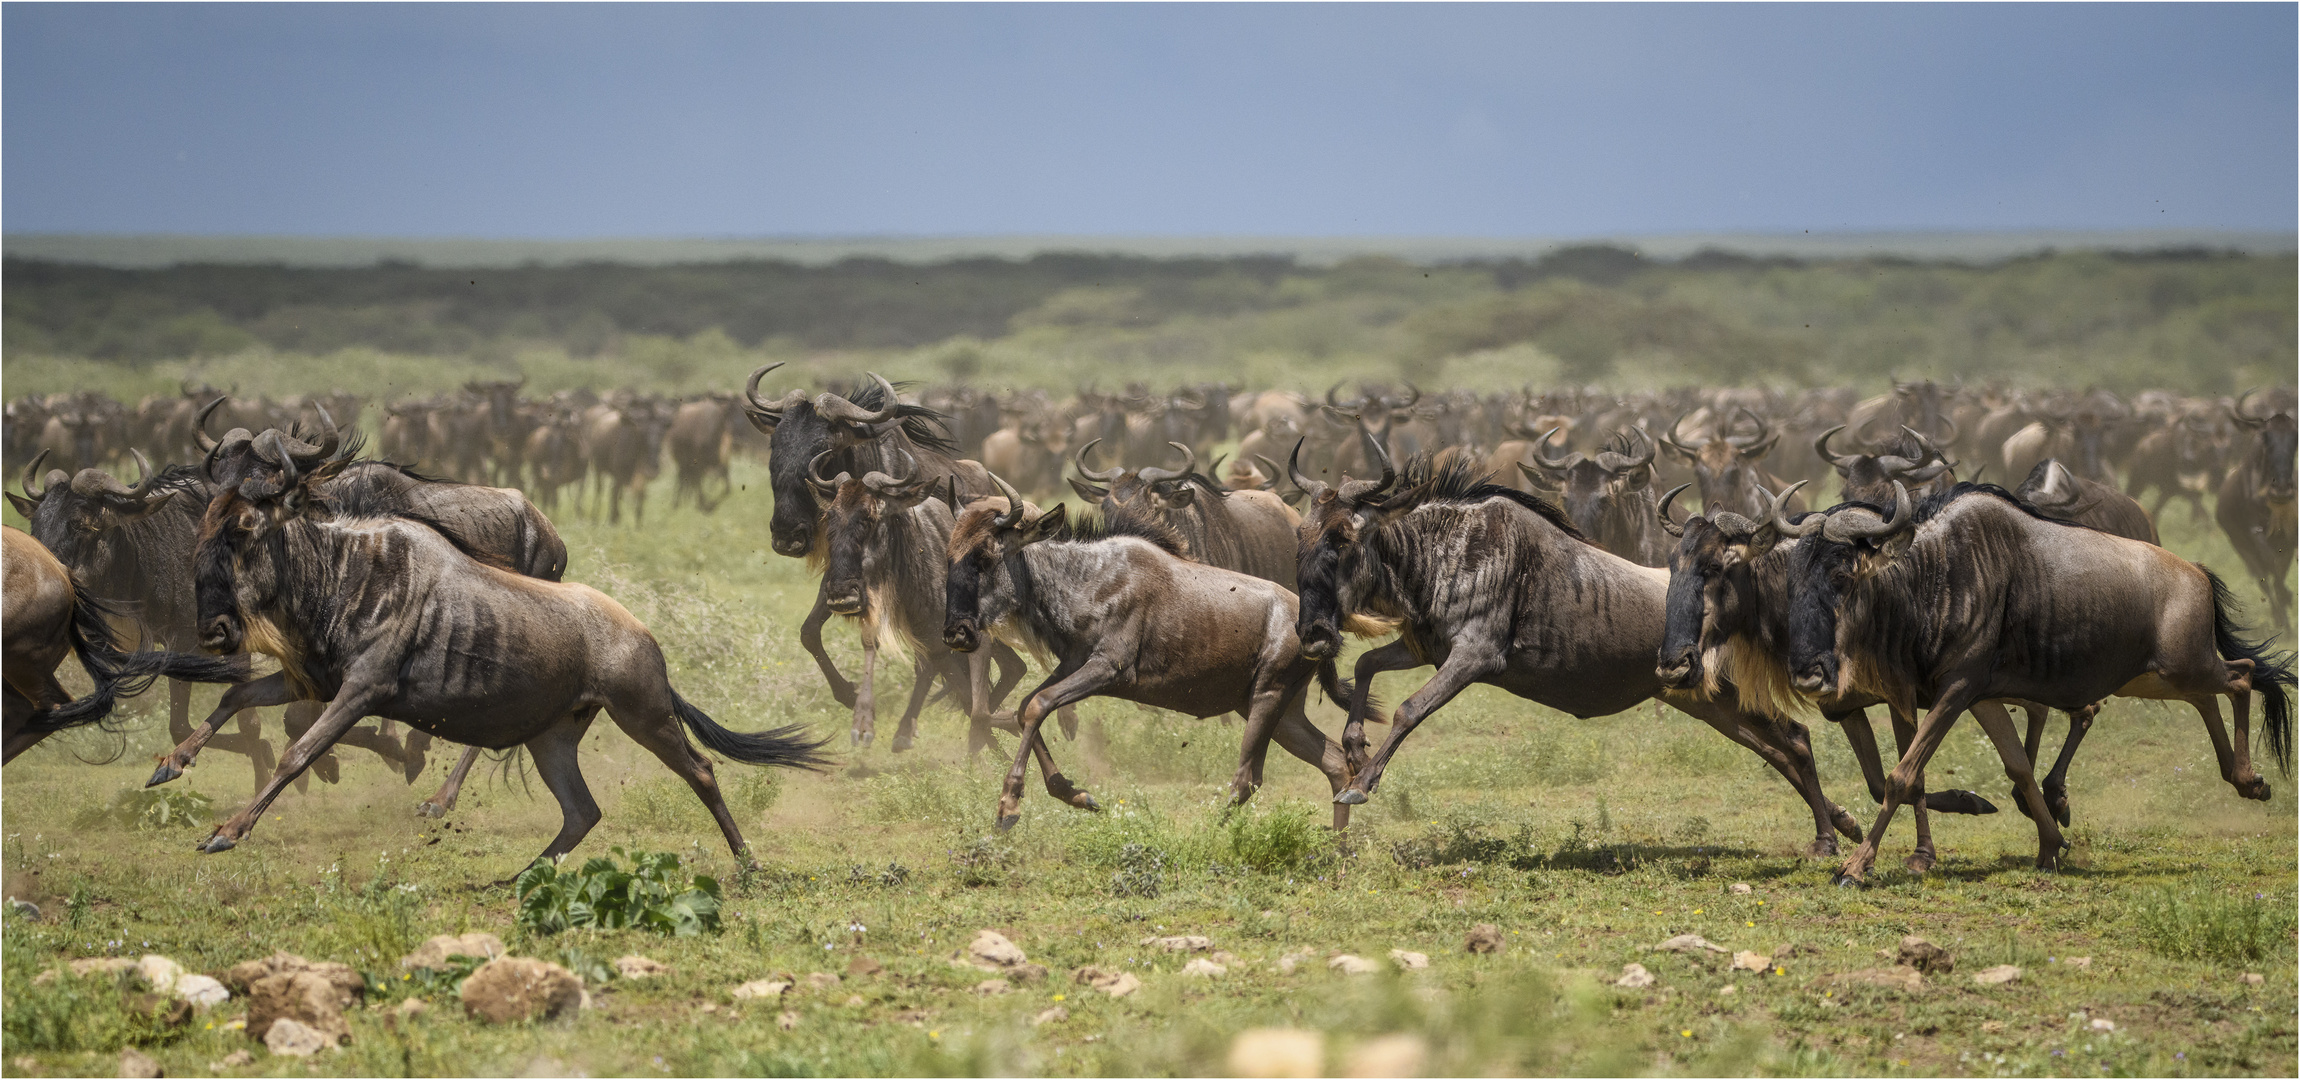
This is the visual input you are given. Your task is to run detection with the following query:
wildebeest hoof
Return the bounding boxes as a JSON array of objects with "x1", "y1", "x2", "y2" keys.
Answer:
[
  {"x1": 2241, "y1": 779, "x2": 2271, "y2": 801},
  {"x1": 1903, "y1": 853, "x2": 1936, "y2": 874},
  {"x1": 850, "y1": 729, "x2": 872, "y2": 748},
  {"x1": 1830, "y1": 872, "x2": 1863, "y2": 889},
  {"x1": 198, "y1": 834, "x2": 237, "y2": 854},
  {"x1": 1333, "y1": 789, "x2": 1368, "y2": 806},
  {"x1": 146, "y1": 762, "x2": 183, "y2": 788},
  {"x1": 891, "y1": 734, "x2": 914, "y2": 754},
  {"x1": 1805, "y1": 838, "x2": 1840, "y2": 858},
  {"x1": 1071, "y1": 793, "x2": 1102, "y2": 812},
  {"x1": 417, "y1": 801, "x2": 446, "y2": 819},
  {"x1": 994, "y1": 814, "x2": 1020, "y2": 834},
  {"x1": 1929, "y1": 789, "x2": 1998, "y2": 815}
]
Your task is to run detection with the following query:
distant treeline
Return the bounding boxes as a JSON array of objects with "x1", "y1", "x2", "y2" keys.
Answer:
[{"x1": 3, "y1": 245, "x2": 2291, "y2": 397}]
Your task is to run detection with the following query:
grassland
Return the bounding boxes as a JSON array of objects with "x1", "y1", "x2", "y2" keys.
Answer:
[{"x1": 2, "y1": 458, "x2": 2294, "y2": 1077}]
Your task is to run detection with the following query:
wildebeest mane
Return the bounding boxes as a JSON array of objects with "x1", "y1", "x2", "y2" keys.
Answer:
[
  {"x1": 845, "y1": 376, "x2": 960, "y2": 456},
  {"x1": 1062, "y1": 506, "x2": 1189, "y2": 557},
  {"x1": 1382, "y1": 451, "x2": 1591, "y2": 544}
]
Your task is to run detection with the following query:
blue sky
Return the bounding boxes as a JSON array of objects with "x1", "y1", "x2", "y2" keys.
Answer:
[{"x1": 5, "y1": 3, "x2": 2292, "y2": 238}]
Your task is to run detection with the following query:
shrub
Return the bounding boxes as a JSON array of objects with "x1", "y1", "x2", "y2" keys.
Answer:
[
  {"x1": 1224, "y1": 805, "x2": 1336, "y2": 873},
  {"x1": 2132, "y1": 883, "x2": 2297, "y2": 964},
  {"x1": 515, "y1": 847, "x2": 724, "y2": 936}
]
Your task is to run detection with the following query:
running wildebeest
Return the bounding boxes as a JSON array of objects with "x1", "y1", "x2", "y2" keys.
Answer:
[
  {"x1": 742, "y1": 366, "x2": 992, "y2": 560},
  {"x1": 1068, "y1": 439, "x2": 1301, "y2": 589},
  {"x1": 2215, "y1": 390, "x2": 2296, "y2": 631},
  {"x1": 1777, "y1": 483, "x2": 2293, "y2": 884},
  {"x1": 182, "y1": 444, "x2": 829, "y2": 866},
  {"x1": 1658, "y1": 408, "x2": 1804, "y2": 518},
  {"x1": 941, "y1": 478, "x2": 1372, "y2": 830},
  {"x1": 4, "y1": 526, "x2": 246, "y2": 763},
  {"x1": 1286, "y1": 437, "x2": 1867, "y2": 854}
]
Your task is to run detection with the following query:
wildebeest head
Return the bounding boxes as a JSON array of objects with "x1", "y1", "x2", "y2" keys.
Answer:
[
  {"x1": 2232, "y1": 390, "x2": 2298, "y2": 505},
  {"x1": 192, "y1": 429, "x2": 347, "y2": 655},
  {"x1": 1516, "y1": 426, "x2": 1656, "y2": 540},
  {"x1": 1778, "y1": 482, "x2": 1915, "y2": 696},
  {"x1": 1654, "y1": 482, "x2": 1801, "y2": 692},
  {"x1": 1659, "y1": 408, "x2": 1780, "y2": 515},
  {"x1": 9, "y1": 448, "x2": 190, "y2": 589},
  {"x1": 1289, "y1": 426, "x2": 1399, "y2": 662},
  {"x1": 1067, "y1": 439, "x2": 1209, "y2": 511},
  {"x1": 812, "y1": 448, "x2": 932, "y2": 617},
  {"x1": 196, "y1": 395, "x2": 346, "y2": 501},
  {"x1": 745, "y1": 364, "x2": 950, "y2": 559},
  {"x1": 941, "y1": 475, "x2": 1067, "y2": 655},
  {"x1": 1813, "y1": 424, "x2": 1956, "y2": 506}
]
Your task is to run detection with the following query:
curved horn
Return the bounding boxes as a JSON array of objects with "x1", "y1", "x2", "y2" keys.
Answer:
[
  {"x1": 1813, "y1": 425, "x2": 1860, "y2": 469},
  {"x1": 1770, "y1": 481, "x2": 1822, "y2": 538},
  {"x1": 194, "y1": 396, "x2": 229, "y2": 452},
  {"x1": 19, "y1": 448, "x2": 51, "y2": 499},
  {"x1": 1286, "y1": 439, "x2": 1327, "y2": 499},
  {"x1": 1823, "y1": 481, "x2": 1915, "y2": 543},
  {"x1": 1342, "y1": 423, "x2": 1397, "y2": 500},
  {"x1": 1661, "y1": 412, "x2": 1701, "y2": 455},
  {"x1": 1726, "y1": 407, "x2": 1775, "y2": 452},
  {"x1": 806, "y1": 449, "x2": 849, "y2": 496},
  {"x1": 1391, "y1": 383, "x2": 1422, "y2": 411},
  {"x1": 990, "y1": 473, "x2": 1026, "y2": 527},
  {"x1": 1931, "y1": 410, "x2": 1959, "y2": 446},
  {"x1": 1531, "y1": 426, "x2": 1581, "y2": 471},
  {"x1": 1324, "y1": 382, "x2": 1347, "y2": 409},
  {"x1": 862, "y1": 447, "x2": 921, "y2": 494},
  {"x1": 1615, "y1": 426, "x2": 1656, "y2": 470},
  {"x1": 2231, "y1": 387, "x2": 2268, "y2": 424},
  {"x1": 1656, "y1": 483, "x2": 1692, "y2": 538},
  {"x1": 1138, "y1": 441, "x2": 1195, "y2": 484},
  {"x1": 77, "y1": 449, "x2": 162, "y2": 503},
  {"x1": 253, "y1": 430, "x2": 299, "y2": 492},
  {"x1": 1073, "y1": 438, "x2": 1122, "y2": 482},
  {"x1": 745, "y1": 362, "x2": 786, "y2": 413}
]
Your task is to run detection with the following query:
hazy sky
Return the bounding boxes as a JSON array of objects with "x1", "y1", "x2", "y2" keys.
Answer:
[{"x1": 5, "y1": 3, "x2": 2292, "y2": 238}]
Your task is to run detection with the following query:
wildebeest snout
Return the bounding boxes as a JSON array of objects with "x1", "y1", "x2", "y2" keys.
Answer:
[
  {"x1": 1791, "y1": 658, "x2": 1834, "y2": 695},
  {"x1": 771, "y1": 530, "x2": 813, "y2": 558},
  {"x1": 199, "y1": 614, "x2": 242, "y2": 655},
  {"x1": 943, "y1": 619, "x2": 980, "y2": 653},
  {"x1": 824, "y1": 588, "x2": 865, "y2": 616},
  {"x1": 1297, "y1": 621, "x2": 1340, "y2": 661},
  {"x1": 1655, "y1": 648, "x2": 1699, "y2": 689}
]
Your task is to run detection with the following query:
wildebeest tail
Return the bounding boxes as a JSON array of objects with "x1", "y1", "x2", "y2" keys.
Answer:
[
  {"x1": 1316, "y1": 659, "x2": 1389, "y2": 725},
  {"x1": 30, "y1": 585, "x2": 251, "y2": 734},
  {"x1": 2206, "y1": 568, "x2": 2294, "y2": 775},
  {"x1": 672, "y1": 691, "x2": 835, "y2": 769}
]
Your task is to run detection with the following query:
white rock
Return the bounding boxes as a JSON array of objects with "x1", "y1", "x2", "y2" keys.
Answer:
[
  {"x1": 1343, "y1": 1033, "x2": 1427, "y2": 1078},
  {"x1": 1139, "y1": 935, "x2": 1213, "y2": 952},
  {"x1": 1972, "y1": 965, "x2": 2022, "y2": 986},
  {"x1": 136, "y1": 955, "x2": 185, "y2": 995},
  {"x1": 613, "y1": 955, "x2": 668, "y2": 979},
  {"x1": 1730, "y1": 951, "x2": 1770, "y2": 973},
  {"x1": 1181, "y1": 957, "x2": 1227, "y2": 978},
  {"x1": 263, "y1": 1018, "x2": 329, "y2": 1057},
  {"x1": 1729, "y1": 883, "x2": 1753, "y2": 895},
  {"x1": 1653, "y1": 934, "x2": 1728, "y2": 954},
  {"x1": 1227, "y1": 1028, "x2": 1324, "y2": 1078},
  {"x1": 175, "y1": 973, "x2": 231, "y2": 1008},
  {"x1": 1615, "y1": 963, "x2": 1655, "y2": 989},
  {"x1": 2089, "y1": 1017, "x2": 2116, "y2": 1031},
  {"x1": 1387, "y1": 949, "x2": 1430, "y2": 971},
  {"x1": 1328, "y1": 954, "x2": 1378, "y2": 975},
  {"x1": 732, "y1": 979, "x2": 790, "y2": 999}
]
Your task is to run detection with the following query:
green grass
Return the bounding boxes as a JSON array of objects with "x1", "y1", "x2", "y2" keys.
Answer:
[{"x1": 2, "y1": 458, "x2": 2294, "y2": 1077}]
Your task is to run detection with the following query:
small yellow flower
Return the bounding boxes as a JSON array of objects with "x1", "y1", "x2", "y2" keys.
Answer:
[
  {"x1": 1052, "y1": 994, "x2": 1065, "y2": 1001},
  {"x1": 929, "y1": 1030, "x2": 941, "y2": 1039},
  {"x1": 1692, "y1": 909, "x2": 1703, "y2": 915},
  {"x1": 1680, "y1": 1029, "x2": 1692, "y2": 1038},
  {"x1": 1745, "y1": 921, "x2": 1754, "y2": 927}
]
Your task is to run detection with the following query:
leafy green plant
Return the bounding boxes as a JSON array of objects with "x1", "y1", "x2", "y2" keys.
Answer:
[
  {"x1": 1223, "y1": 804, "x2": 1336, "y2": 873},
  {"x1": 948, "y1": 834, "x2": 1017, "y2": 888},
  {"x1": 1110, "y1": 842, "x2": 1164, "y2": 898},
  {"x1": 514, "y1": 847, "x2": 723, "y2": 937},
  {"x1": 71, "y1": 788, "x2": 214, "y2": 831},
  {"x1": 2132, "y1": 884, "x2": 2297, "y2": 964}
]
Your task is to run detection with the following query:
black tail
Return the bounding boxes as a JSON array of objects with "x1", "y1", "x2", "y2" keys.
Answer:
[
  {"x1": 672, "y1": 691, "x2": 834, "y2": 770},
  {"x1": 1315, "y1": 659, "x2": 1388, "y2": 725},
  {"x1": 2207, "y1": 568, "x2": 2294, "y2": 776},
  {"x1": 26, "y1": 586, "x2": 251, "y2": 735}
]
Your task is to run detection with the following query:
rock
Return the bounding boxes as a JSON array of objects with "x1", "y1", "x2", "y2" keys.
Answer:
[
  {"x1": 1729, "y1": 883, "x2": 1753, "y2": 895},
  {"x1": 69, "y1": 957, "x2": 139, "y2": 978},
  {"x1": 1464, "y1": 924, "x2": 1504, "y2": 954},
  {"x1": 1275, "y1": 949, "x2": 1317, "y2": 974},
  {"x1": 1139, "y1": 935, "x2": 1213, "y2": 952},
  {"x1": 1972, "y1": 965, "x2": 2022, "y2": 987},
  {"x1": 393, "y1": 998, "x2": 428, "y2": 1021},
  {"x1": 9, "y1": 898, "x2": 42, "y2": 921},
  {"x1": 2239, "y1": 972, "x2": 2265, "y2": 986},
  {"x1": 1388, "y1": 949, "x2": 1429, "y2": 971},
  {"x1": 137, "y1": 956, "x2": 186, "y2": 995},
  {"x1": 1073, "y1": 966, "x2": 1141, "y2": 997},
  {"x1": 892, "y1": 1009, "x2": 930, "y2": 1026},
  {"x1": 2066, "y1": 956, "x2": 2091, "y2": 971},
  {"x1": 776, "y1": 1010, "x2": 799, "y2": 1031},
  {"x1": 1980, "y1": 1020, "x2": 2006, "y2": 1033},
  {"x1": 246, "y1": 964, "x2": 360, "y2": 1046},
  {"x1": 1895, "y1": 935, "x2": 1953, "y2": 975},
  {"x1": 1034, "y1": 1005, "x2": 1071, "y2": 1025},
  {"x1": 457, "y1": 957, "x2": 584, "y2": 1024},
  {"x1": 1227, "y1": 1028, "x2": 1324, "y2": 1079},
  {"x1": 949, "y1": 930, "x2": 1047, "y2": 981},
  {"x1": 224, "y1": 954, "x2": 362, "y2": 1000},
  {"x1": 1344, "y1": 1033, "x2": 1427, "y2": 1078},
  {"x1": 174, "y1": 975, "x2": 230, "y2": 1009},
  {"x1": 120, "y1": 1048, "x2": 162, "y2": 1078},
  {"x1": 613, "y1": 955, "x2": 667, "y2": 980},
  {"x1": 731, "y1": 980, "x2": 789, "y2": 1000},
  {"x1": 1181, "y1": 957, "x2": 1227, "y2": 978},
  {"x1": 399, "y1": 933, "x2": 503, "y2": 972},
  {"x1": 1615, "y1": 963, "x2": 1655, "y2": 989},
  {"x1": 847, "y1": 955, "x2": 883, "y2": 979},
  {"x1": 1730, "y1": 951, "x2": 1771, "y2": 973},
  {"x1": 219, "y1": 1050, "x2": 253, "y2": 1067},
  {"x1": 1717, "y1": 984, "x2": 1737, "y2": 997},
  {"x1": 1328, "y1": 954, "x2": 1378, "y2": 975},
  {"x1": 262, "y1": 1018, "x2": 328, "y2": 1057},
  {"x1": 1210, "y1": 951, "x2": 1238, "y2": 965},
  {"x1": 842, "y1": 995, "x2": 865, "y2": 1007},
  {"x1": 1653, "y1": 934, "x2": 1728, "y2": 954},
  {"x1": 2089, "y1": 1017, "x2": 2116, "y2": 1031},
  {"x1": 972, "y1": 978, "x2": 1010, "y2": 996},
  {"x1": 1830, "y1": 967, "x2": 1924, "y2": 991},
  {"x1": 698, "y1": 1002, "x2": 719, "y2": 1014},
  {"x1": 804, "y1": 972, "x2": 841, "y2": 991}
]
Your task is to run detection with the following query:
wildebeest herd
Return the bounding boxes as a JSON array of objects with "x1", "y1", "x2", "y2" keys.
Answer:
[{"x1": 3, "y1": 374, "x2": 2292, "y2": 887}]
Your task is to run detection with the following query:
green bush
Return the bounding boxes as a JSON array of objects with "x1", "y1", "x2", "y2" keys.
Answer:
[
  {"x1": 515, "y1": 847, "x2": 724, "y2": 937},
  {"x1": 1223, "y1": 804, "x2": 1336, "y2": 873},
  {"x1": 2131, "y1": 884, "x2": 2297, "y2": 964}
]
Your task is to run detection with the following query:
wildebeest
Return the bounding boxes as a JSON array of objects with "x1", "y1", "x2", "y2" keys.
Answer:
[
  {"x1": 667, "y1": 396, "x2": 738, "y2": 513},
  {"x1": 1811, "y1": 425, "x2": 1957, "y2": 507},
  {"x1": 742, "y1": 366, "x2": 991, "y2": 560},
  {"x1": 1658, "y1": 408, "x2": 1803, "y2": 518},
  {"x1": 1998, "y1": 391, "x2": 2128, "y2": 486},
  {"x1": 2215, "y1": 391, "x2": 2296, "y2": 631},
  {"x1": 1514, "y1": 427, "x2": 1667, "y2": 566},
  {"x1": 940, "y1": 482, "x2": 1370, "y2": 830},
  {"x1": 1778, "y1": 483, "x2": 2293, "y2": 884},
  {"x1": 803, "y1": 449, "x2": 1028, "y2": 752},
  {"x1": 183, "y1": 448, "x2": 829, "y2": 866},
  {"x1": 2124, "y1": 398, "x2": 2229, "y2": 524},
  {"x1": 1068, "y1": 439, "x2": 1300, "y2": 589},
  {"x1": 583, "y1": 394, "x2": 668, "y2": 525},
  {"x1": 4, "y1": 526, "x2": 246, "y2": 763},
  {"x1": 2017, "y1": 459, "x2": 2157, "y2": 544},
  {"x1": 1286, "y1": 442, "x2": 1866, "y2": 854}
]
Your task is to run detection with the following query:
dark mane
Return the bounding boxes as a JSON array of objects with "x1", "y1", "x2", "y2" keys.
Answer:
[
  {"x1": 1917, "y1": 481, "x2": 2104, "y2": 532},
  {"x1": 844, "y1": 377, "x2": 960, "y2": 456},
  {"x1": 1060, "y1": 505, "x2": 1189, "y2": 557},
  {"x1": 1382, "y1": 452, "x2": 1592, "y2": 544}
]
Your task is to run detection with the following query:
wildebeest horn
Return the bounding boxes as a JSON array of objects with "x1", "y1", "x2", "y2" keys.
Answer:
[
  {"x1": 1138, "y1": 441, "x2": 1195, "y2": 484},
  {"x1": 1074, "y1": 438, "x2": 1122, "y2": 482},
  {"x1": 1727, "y1": 407, "x2": 1776, "y2": 453},
  {"x1": 19, "y1": 449, "x2": 52, "y2": 499},
  {"x1": 1324, "y1": 382, "x2": 1347, "y2": 409},
  {"x1": 1661, "y1": 412, "x2": 1700, "y2": 456},
  {"x1": 1656, "y1": 483, "x2": 1692, "y2": 538},
  {"x1": 862, "y1": 447, "x2": 920, "y2": 495},
  {"x1": 990, "y1": 473, "x2": 1026, "y2": 527},
  {"x1": 1338, "y1": 422, "x2": 1397, "y2": 502},
  {"x1": 1813, "y1": 425, "x2": 1861, "y2": 469},
  {"x1": 194, "y1": 396, "x2": 229, "y2": 452},
  {"x1": 807, "y1": 450, "x2": 850, "y2": 497},
  {"x1": 814, "y1": 371, "x2": 904, "y2": 426},
  {"x1": 276, "y1": 414, "x2": 338, "y2": 463},
  {"x1": 1286, "y1": 439, "x2": 1328, "y2": 500},
  {"x1": 73, "y1": 449, "x2": 163, "y2": 505},
  {"x1": 252, "y1": 430, "x2": 300, "y2": 491},
  {"x1": 1770, "y1": 481, "x2": 1822, "y2": 538},
  {"x1": 1391, "y1": 383, "x2": 1422, "y2": 411},
  {"x1": 1611, "y1": 426, "x2": 1656, "y2": 471},
  {"x1": 1531, "y1": 426, "x2": 1582, "y2": 471},
  {"x1": 2231, "y1": 387, "x2": 2269, "y2": 425},
  {"x1": 743, "y1": 361, "x2": 809, "y2": 422},
  {"x1": 1822, "y1": 481, "x2": 1914, "y2": 543}
]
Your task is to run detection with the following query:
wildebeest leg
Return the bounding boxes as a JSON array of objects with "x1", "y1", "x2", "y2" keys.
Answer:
[
  {"x1": 891, "y1": 654, "x2": 934, "y2": 754},
  {"x1": 1830, "y1": 708, "x2": 1891, "y2": 805},
  {"x1": 1340, "y1": 640, "x2": 1423, "y2": 774},
  {"x1": 851, "y1": 621, "x2": 879, "y2": 748},
  {"x1": 994, "y1": 661, "x2": 1113, "y2": 830},
  {"x1": 1836, "y1": 682, "x2": 1980, "y2": 885},
  {"x1": 526, "y1": 712, "x2": 605, "y2": 863},
  {"x1": 419, "y1": 745, "x2": 487, "y2": 818},
  {"x1": 148, "y1": 672, "x2": 303, "y2": 787},
  {"x1": 1335, "y1": 648, "x2": 1497, "y2": 805},
  {"x1": 984, "y1": 642, "x2": 1026, "y2": 714},
  {"x1": 1669, "y1": 693, "x2": 1853, "y2": 856},
  {"x1": 1228, "y1": 678, "x2": 1303, "y2": 807},
  {"x1": 198, "y1": 685, "x2": 389, "y2": 853},
  {"x1": 280, "y1": 701, "x2": 343, "y2": 787},
  {"x1": 604, "y1": 691, "x2": 756, "y2": 864},
  {"x1": 2039, "y1": 703, "x2": 2099, "y2": 827},
  {"x1": 2191, "y1": 672, "x2": 2269, "y2": 801},
  {"x1": 799, "y1": 593, "x2": 857, "y2": 708},
  {"x1": 1887, "y1": 709, "x2": 1937, "y2": 874},
  {"x1": 166, "y1": 676, "x2": 272, "y2": 788},
  {"x1": 1969, "y1": 700, "x2": 2063, "y2": 869}
]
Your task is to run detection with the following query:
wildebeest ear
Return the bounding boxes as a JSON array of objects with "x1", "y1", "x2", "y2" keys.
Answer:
[
  {"x1": 1066, "y1": 477, "x2": 1107, "y2": 504},
  {"x1": 1619, "y1": 466, "x2": 1653, "y2": 491},
  {"x1": 1153, "y1": 482, "x2": 1197, "y2": 508},
  {"x1": 6, "y1": 492, "x2": 35, "y2": 519},
  {"x1": 1021, "y1": 503, "x2": 1067, "y2": 544}
]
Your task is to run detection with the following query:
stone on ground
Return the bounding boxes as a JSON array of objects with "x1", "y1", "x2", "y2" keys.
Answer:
[
  {"x1": 732, "y1": 979, "x2": 789, "y2": 1000},
  {"x1": 613, "y1": 955, "x2": 667, "y2": 980},
  {"x1": 1730, "y1": 951, "x2": 1770, "y2": 973},
  {"x1": 1653, "y1": 934, "x2": 1728, "y2": 954},
  {"x1": 1829, "y1": 967, "x2": 1924, "y2": 992},
  {"x1": 950, "y1": 930, "x2": 1047, "y2": 981},
  {"x1": 1344, "y1": 1033, "x2": 1428, "y2": 1078},
  {"x1": 1328, "y1": 954, "x2": 1378, "y2": 975},
  {"x1": 1464, "y1": 924, "x2": 1504, "y2": 954},
  {"x1": 1615, "y1": 963, "x2": 1655, "y2": 989},
  {"x1": 398, "y1": 933, "x2": 504, "y2": 972},
  {"x1": 1895, "y1": 935, "x2": 1953, "y2": 975},
  {"x1": 1138, "y1": 935, "x2": 1212, "y2": 952},
  {"x1": 119, "y1": 1048, "x2": 161, "y2": 1078},
  {"x1": 1032, "y1": 1006, "x2": 1069, "y2": 1026},
  {"x1": 1181, "y1": 957, "x2": 1227, "y2": 977},
  {"x1": 457, "y1": 957, "x2": 584, "y2": 1024},
  {"x1": 1729, "y1": 882, "x2": 1753, "y2": 895},
  {"x1": 1972, "y1": 965, "x2": 2022, "y2": 987},
  {"x1": 1073, "y1": 966, "x2": 1141, "y2": 997},
  {"x1": 972, "y1": 978, "x2": 1010, "y2": 995},
  {"x1": 1388, "y1": 949, "x2": 1429, "y2": 970},
  {"x1": 262, "y1": 1018, "x2": 329, "y2": 1057}
]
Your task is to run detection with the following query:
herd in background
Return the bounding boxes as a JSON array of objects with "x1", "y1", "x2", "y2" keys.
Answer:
[{"x1": 1, "y1": 369, "x2": 2293, "y2": 887}]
